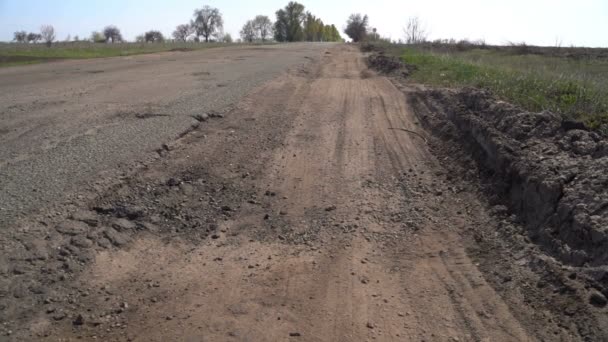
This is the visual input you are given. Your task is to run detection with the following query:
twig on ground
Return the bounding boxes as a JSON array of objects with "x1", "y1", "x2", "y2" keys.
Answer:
[{"x1": 388, "y1": 127, "x2": 428, "y2": 144}]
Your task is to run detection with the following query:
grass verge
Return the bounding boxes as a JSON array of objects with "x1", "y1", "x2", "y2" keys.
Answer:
[
  {"x1": 393, "y1": 46, "x2": 608, "y2": 129},
  {"x1": 0, "y1": 42, "x2": 259, "y2": 67}
]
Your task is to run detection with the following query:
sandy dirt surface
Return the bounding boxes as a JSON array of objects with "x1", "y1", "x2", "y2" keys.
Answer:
[{"x1": 1, "y1": 45, "x2": 607, "y2": 341}]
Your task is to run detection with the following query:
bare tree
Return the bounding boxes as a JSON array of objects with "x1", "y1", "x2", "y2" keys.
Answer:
[
  {"x1": 554, "y1": 36, "x2": 563, "y2": 49},
  {"x1": 172, "y1": 24, "x2": 193, "y2": 42},
  {"x1": 40, "y1": 25, "x2": 56, "y2": 47},
  {"x1": 344, "y1": 14, "x2": 368, "y2": 42},
  {"x1": 192, "y1": 6, "x2": 224, "y2": 42},
  {"x1": 13, "y1": 31, "x2": 27, "y2": 43},
  {"x1": 253, "y1": 15, "x2": 273, "y2": 42},
  {"x1": 403, "y1": 16, "x2": 427, "y2": 44},
  {"x1": 240, "y1": 20, "x2": 256, "y2": 43},
  {"x1": 103, "y1": 26, "x2": 123, "y2": 43}
]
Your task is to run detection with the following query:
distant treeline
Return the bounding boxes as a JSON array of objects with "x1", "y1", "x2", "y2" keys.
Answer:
[{"x1": 11, "y1": 1, "x2": 343, "y2": 46}]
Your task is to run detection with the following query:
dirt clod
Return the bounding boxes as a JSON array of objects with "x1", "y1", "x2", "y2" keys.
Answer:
[
  {"x1": 589, "y1": 291, "x2": 607, "y2": 307},
  {"x1": 73, "y1": 314, "x2": 85, "y2": 326},
  {"x1": 55, "y1": 221, "x2": 88, "y2": 236}
]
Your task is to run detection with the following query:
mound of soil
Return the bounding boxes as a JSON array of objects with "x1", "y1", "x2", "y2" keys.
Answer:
[
  {"x1": 169, "y1": 47, "x2": 195, "y2": 52},
  {"x1": 360, "y1": 42, "x2": 377, "y2": 53},
  {"x1": 366, "y1": 53, "x2": 414, "y2": 77},
  {"x1": 409, "y1": 88, "x2": 608, "y2": 271},
  {"x1": 0, "y1": 55, "x2": 61, "y2": 64}
]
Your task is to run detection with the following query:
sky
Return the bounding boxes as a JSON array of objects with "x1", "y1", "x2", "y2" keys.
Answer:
[{"x1": 0, "y1": 0, "x2": 606, "y2": 47}]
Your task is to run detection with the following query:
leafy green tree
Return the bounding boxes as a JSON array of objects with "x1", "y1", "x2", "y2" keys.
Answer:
[
  {"x1": 91, "y1": 31, "x2": 106, "y2": 43},
  {"x1": 27, "y1": 32, "x2": 42, "y2": 43},
  {"x1": 331, "y1": 25, "x2": 342, "y2": 41},
  {"x1": 315, "y1": 24, "x2": 341, "y2": 42},
  {"x1": 274, "y1": 2, "x2": 305, "y2": 42},
  {"x1": 222, "y1": 33, "x2": 233, "y2": 43},
  {"x1": 304, "y1": 13, "x2": 325, "y2": 41},
  {"x1": 345, "y1": 13, "x2": 368, "y2": 42},
  {"x1": 273, "y1": 2, "x2": 341, "y2": 42},
  {"x1": 103, "y1": 26, "x2": 122, "y2": 43},
  {"x1": 144, "y1": 30, "x2": 164, "y2": 42},
  {"x1": 322, "y1": 25, "x2": 332, "y2": 42},
  {"x1": 274, "y1": 9, "x2": 288, "y2": 42},
  {"x1": 286, "y1": 2, "x2": 305, "y2": 41}
]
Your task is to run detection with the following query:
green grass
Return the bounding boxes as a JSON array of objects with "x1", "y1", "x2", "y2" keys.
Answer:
[
  {"x1": 0, "y1": 42, "x2": 241, "y2": 67},
  {"x1": 396, "y1": 46, "x2": 608, "y2": 129}
]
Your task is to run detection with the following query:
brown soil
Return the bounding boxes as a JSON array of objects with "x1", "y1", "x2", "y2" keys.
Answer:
[
  {"x1": 0, "y1": 55, "x2": 61, "y2": 64},
  {"x1": 2, "y1": 44, "x2": 607, "y2": 341},
  {"x1": 409, "y1": 88, "x2": 608, "y2": 267}
]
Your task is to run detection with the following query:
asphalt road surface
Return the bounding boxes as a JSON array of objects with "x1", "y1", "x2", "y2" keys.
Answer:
[{"x1": 0, "y1": 43, "x2": 329, "y2": 227}]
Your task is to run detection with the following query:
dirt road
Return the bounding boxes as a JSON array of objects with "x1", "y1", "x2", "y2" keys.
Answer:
[{"x1": 2, "y1": 45, "x2": 606, "y2": 341}]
